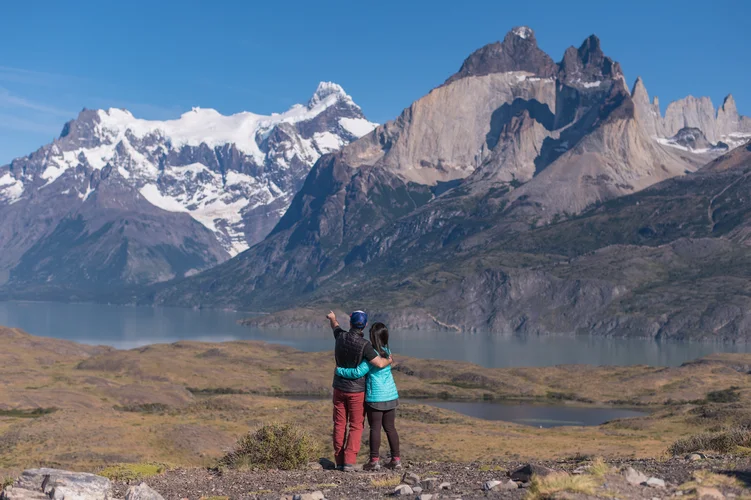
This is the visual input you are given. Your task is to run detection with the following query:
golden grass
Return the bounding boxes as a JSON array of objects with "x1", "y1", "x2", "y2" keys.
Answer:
[
  {"x1": 588, "y1": 457, "x2": 611, "y2": 477},
  {"x1": 97, "y1": 462, "x2": 167, "y2": 481},
  {"x1": 526, "y1": 472, "x2": 598, "y2": 500},
  {"x1": 679, "y1": 470, "x2": 744, "y2": 490},
  {"x1": 4, "y1": 327, "x2": 751, "y2": 475},
  {"x1": 370, "y1": 475, "x2": 402, "y2": 488}
]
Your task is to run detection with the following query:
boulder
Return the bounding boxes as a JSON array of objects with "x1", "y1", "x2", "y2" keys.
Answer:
[
  {"x1": 125, "y1": 483, "x2": 165, "y2": 500},
  {"x1": 1, "y1": 486, "x2": 50, "y2": 500},
  {"x1": 412, "y1": 487, "x2": 423, "y2": 494},
  {"x1": 14, "y1": 469, "x2": 112, "y2": 500},
  {"x1": 687, "y1": 453, "x2": 707, "y2": 462},
  {"x1": 484, "y1": 480, "x2": 502, "y2": 491},
  {"x1": 438, "y1": 482, "x2": 451, "y2": 490},
  {"x1": 646, "y1": 477, "x2": 666, "y2": 488},
  {"x1": 416, "y1": 495, "x2": 434, "y2": 500},
  {"x1": 393, "y1": 484, "x2": 413, "y2": 496},
  {"x1": 421, "y1": 478, "x2": 439, "y2": 491},
  {"x1": 622, "y1": 467, "x2": 649, "y2": 486},
  {"x1": 295, "y1": 492, "x2": 325, "y2": 500},
  {"x1": 401, "y1": 472, "x2": 421, "y2": 486},
  {"x1": 510, "y1": 464, "x2": 557, "y2": 483}
]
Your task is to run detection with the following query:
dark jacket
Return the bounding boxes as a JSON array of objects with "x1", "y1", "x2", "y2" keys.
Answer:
[{"x1": 332, "y1": 327, "x2": 376, "y2": 393}]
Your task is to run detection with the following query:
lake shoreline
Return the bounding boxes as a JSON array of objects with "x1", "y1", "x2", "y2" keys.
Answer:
[{"x1": 3, "y1": 301, "x2": 751, "y2": 369}]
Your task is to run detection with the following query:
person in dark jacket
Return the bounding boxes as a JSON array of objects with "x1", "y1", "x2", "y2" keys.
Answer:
[
  {"x1": 327, "y1": 310, "x2": 391, "y2": 472},
  {"x1": 336, "y1": 322, "x2": 401, "y2": 471}
]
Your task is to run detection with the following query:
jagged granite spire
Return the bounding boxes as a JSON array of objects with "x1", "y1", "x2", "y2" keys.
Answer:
[
  {"x1": 558, "y1": 34, "x2": 623, "y2": 85},
  {"x1": 445, "y1": 26, "x2": 557, "y2": 84},
  {"x1": 717, "y1": 94, "x2": 740, "y2": 137},
  {"x1": 630, "y1": 77, "x2": 665, "y2": 138}
]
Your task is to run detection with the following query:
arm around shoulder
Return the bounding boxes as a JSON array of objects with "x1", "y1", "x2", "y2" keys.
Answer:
[
  {"x1": 369, "y1": 355, "x2": 392, "y2": 369},
  {"x1": 335, "y1": 360, "x2": 371, "y2": 379}
]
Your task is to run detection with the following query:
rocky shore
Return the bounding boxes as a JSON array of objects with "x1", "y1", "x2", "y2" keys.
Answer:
[{"x1": 4, "y1": 457, "x2": 750, "y2": 499}]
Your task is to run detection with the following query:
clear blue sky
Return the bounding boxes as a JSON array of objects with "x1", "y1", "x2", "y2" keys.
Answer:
[{"x1": 2, "y1": 0, "x2": 749, "y2": 164}]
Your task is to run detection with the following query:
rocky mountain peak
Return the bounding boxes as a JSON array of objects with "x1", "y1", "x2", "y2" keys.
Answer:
[
  {"x1": 558, "y1": 34, "x2": 622, "y2": 85},
  {"x1": 508, "y1": 26, "x2": 536, "y2": 42},
  {"x1": 720, "y1": 94, "x2": 738, "y2": 116},
  {"x1": 631, "y1": 77, "x2": 649, "y2": 103},
  {"x1": 445, "y1": 26, "x2": 557, "y2": 84},
  {"x1": 670, "y1": 127, "x2": 714, "y2": 151},
  {"x1": 57, "y1": 108, "x2": 106, "y2": 150},
  {"x1": 307, "y1": 81, "x2": 350, "y2": 109},
  {"x1": 629, "y1": 76, "x2": 665, "y2": 137}
]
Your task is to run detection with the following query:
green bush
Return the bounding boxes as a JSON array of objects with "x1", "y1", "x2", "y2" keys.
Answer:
[
  {"x1": 220, "y1": 423, "x2": 322, "y2": 470},
  {"x1": 706, "y1": 387, "x2": 741, "y2": 404},
  {"x1": 669, "y1": 428, "x2": 751, "y2": 455}
]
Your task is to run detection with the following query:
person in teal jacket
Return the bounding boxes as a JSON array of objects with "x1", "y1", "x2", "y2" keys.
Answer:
[{"x1": 336, "y1": 322, "x2": 401, "y2": 471}]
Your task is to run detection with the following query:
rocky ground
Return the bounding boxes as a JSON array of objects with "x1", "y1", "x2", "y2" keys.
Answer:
[{"x1": 105, "y1": 456, "x2": 751, "y2": 499}]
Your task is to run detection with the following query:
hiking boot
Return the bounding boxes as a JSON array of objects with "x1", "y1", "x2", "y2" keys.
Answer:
[
  {"x1": 362, "y1": 459, "x2": 381, "y2": 471},
  {"x1": 385, "y1": 457, "x2": 402, "y2": 470},
  {"x1": 341, "y1": 464, "x2": 356, "y2": 472}
]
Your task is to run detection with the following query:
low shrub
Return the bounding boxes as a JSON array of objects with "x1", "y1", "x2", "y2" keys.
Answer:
[
  {"x1": 219, "y1": 423, "x2": 321, "y2": 470},
  {"x1": 706, "y1": 387, "x2": 742, "y2": 404},
  {"x1": 669, "y1": 428, "x2": 751, "y2": 455},
  {"x1": 0, "y1": 407, "x2": 57, "y2": 418},
  {"x1": 113, "y1": 403, "x2": 170, "y2": 414}
]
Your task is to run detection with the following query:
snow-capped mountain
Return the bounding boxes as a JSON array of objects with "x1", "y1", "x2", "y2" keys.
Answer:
[{"x1": 0, "y1": 82, "x2": 376, "y2": 292}]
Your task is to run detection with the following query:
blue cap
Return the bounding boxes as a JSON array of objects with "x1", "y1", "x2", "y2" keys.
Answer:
[{"x1": 350, "y1": 310, "x2": 368, "y2": 329}]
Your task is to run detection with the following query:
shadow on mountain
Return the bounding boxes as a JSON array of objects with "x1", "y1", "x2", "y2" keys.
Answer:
[{"x1": 486, "y1": 98, "x2": 555, "y2": 150}]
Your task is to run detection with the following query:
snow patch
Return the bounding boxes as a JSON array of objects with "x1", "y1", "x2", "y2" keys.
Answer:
[
  {"x1": 140, "y1": 183, "x2": 188, "y2": 213},
  {"x1": 339, "y1": 117, "x2": 377, "y2": 137},
  {"x1": 512, "y1": 26, "x2": 533, "y2": 40},
  {"x1": 41, "y1": 165, "x2": 66, "y2": 186},
  {"x1": 655, "y1": 137, "x2": 714, "y2": 154},
  {"x1": 313, "y1": 132, "x2": 344, "y2": 153},
  {"x1": 0, "y1": 173, "x2": 24, "y2": 203},
  {"x1": 81, "y1": 185, "x2": 95, "y2": 201}
]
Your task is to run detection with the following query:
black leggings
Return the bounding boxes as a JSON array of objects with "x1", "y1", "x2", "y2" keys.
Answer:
[{"x1": 366, "y1": 407, "x2": 400, "y2": 459}]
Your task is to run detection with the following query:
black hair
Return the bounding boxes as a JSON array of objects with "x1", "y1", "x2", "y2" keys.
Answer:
[{"x1": 369, "y1": 322, "x2": 389, "y2": 358}]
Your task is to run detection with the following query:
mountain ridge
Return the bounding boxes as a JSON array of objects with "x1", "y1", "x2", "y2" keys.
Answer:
[
  {"x1": 142, "y1": 27, "x2": 751, "y2": 341},
  {"x1": 0, "y1": 82, "x2": 376, "y2": 290}
]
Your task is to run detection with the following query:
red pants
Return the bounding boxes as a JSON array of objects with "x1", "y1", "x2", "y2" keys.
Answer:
[{"x1": 332, "y1": 389, "x2": 365, "y2": 465}]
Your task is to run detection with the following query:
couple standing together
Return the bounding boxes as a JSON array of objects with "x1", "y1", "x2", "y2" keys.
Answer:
[{"x1": 326, "y1": 310, "x2": 401, "y2": 472}]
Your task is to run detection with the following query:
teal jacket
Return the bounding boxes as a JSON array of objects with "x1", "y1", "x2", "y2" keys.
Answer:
[{"x1": 335, "y1": 347, "x2": 399, "y2": 403}]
